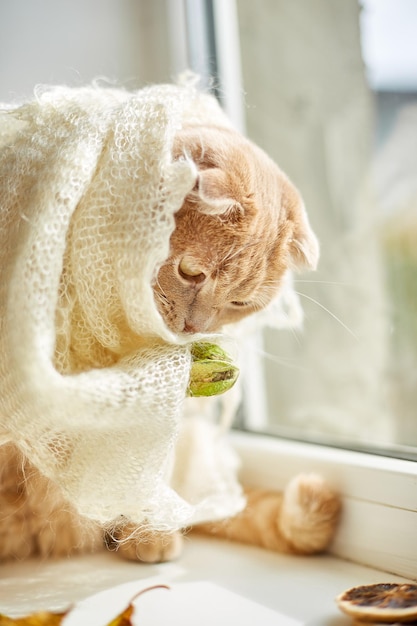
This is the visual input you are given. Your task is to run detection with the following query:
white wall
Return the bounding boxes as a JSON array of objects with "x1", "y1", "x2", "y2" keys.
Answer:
[{"x1": 0, "y1": 0, "x2": 171, "y2": 102}]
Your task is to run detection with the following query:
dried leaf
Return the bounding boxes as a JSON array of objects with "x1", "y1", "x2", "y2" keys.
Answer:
[
  {"x1": 0, "y1": 583, "x2": 169, "y2": 626},
  {"x1": 106, "y1": 585, "x2": 170, "y2": 626},
  {"x1": 0, "y1": 610, "x2": 68, "y2": 626},
  {"x1": 105, "y1": 603, "x2": 134, "y2": 626}
]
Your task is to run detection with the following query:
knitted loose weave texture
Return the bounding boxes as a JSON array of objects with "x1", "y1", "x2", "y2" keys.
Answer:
[{"x1": 0, "y1": 81, "x2": 246, "y2": 530}]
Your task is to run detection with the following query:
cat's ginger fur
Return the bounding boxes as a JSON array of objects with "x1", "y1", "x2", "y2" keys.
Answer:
[
  {"x1": 0, "y1": 124, "x2": 340, "y2": 563},
  {"x1": 0, "y1": 443, "x2": 340, "y2": 562},
  {"x1": 155, "y1": 125, "x2": 319, "y2": 334}
]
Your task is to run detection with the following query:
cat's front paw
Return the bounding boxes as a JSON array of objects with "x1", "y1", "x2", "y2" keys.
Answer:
[
  {"x1": 108, "y1": 526, "x2": 184, "y2": 563},
  {"x1": 279, "y1": 473, "x2": 341, "y2": 554}
]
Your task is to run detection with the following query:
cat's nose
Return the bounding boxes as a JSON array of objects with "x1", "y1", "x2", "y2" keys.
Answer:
[{"x1": 183, "y1": 321, "x2": 199, "y2": 334}]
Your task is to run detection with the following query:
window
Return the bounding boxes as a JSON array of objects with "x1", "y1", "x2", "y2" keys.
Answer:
[
  {"x1": 234, "y1": 0, "x2": 417, "y2": 460},
  {"x1": 168, "y1": 0, "x2": 417, "y2": 461},
  {"x1": 172, "y1": 0, "x2": 417, "y2": 579}
]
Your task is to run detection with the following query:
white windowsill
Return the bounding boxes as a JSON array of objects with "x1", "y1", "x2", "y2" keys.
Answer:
[
  {"x1": 0, "y1": 536, "x2": 413, "y2": 624},
  {"x1": 231, "y1": 429, "x2": 417, "y2": 580},
  {"x1": 0, "y1": 430, "x2": 415, "y2": 621}
]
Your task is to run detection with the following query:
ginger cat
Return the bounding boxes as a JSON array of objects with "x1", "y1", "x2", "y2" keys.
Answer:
[
  {"x1": 0, "y1": 123, "x2": 340, "y2": 563},
  {"x1": 155, "y1": 124, "x2": 319, "y2": 334}
]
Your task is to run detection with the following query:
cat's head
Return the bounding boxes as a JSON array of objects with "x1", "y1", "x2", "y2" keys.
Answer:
[{"x1": 154, "y1": 125, "x2": 318, "y2": 335}]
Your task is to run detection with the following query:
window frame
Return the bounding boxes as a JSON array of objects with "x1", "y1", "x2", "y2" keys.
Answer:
[
  {"x1": 231, "y1": 430, "x2": 417, "y2": 579},
  {"x1": 169, "y1": 0, "x2": 417, "y2": 581}
]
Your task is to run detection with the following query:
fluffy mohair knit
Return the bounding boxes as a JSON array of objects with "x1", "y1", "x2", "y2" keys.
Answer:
[{"x1": 0, "y1": 81, "x2": 247, "y2": 532}]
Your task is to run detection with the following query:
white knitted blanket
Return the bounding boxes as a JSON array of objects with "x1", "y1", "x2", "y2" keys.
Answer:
[{"x1": 0, "y1": 81, "x2": 245, "y2": 530}]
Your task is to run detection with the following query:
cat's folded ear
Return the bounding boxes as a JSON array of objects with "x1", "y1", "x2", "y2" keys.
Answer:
[
  {"x1": 282, "y1": 177, "x2": 320, "y2": 272},
  {"x1": 190, "y1": 168, "x2": 243, "y2": 216},
  {"x1": 289, "y1": 220, "x2": 320, "y2": 271}
]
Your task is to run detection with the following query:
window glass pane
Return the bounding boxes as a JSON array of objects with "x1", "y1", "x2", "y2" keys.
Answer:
[{"x1": 236, "y1": 0, "x2": 417, "y2": 458}]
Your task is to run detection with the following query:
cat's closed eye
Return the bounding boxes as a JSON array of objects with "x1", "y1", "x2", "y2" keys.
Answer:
[{"x1": 230, "y1": 301, "x2": 251, "y2": 307}]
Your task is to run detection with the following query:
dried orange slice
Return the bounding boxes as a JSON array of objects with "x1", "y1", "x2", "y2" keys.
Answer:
[{"x1": 336, "y1": 583, "x2": 417, "y2": 623}]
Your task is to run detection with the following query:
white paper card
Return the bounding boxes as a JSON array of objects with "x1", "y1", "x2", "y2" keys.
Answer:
[{"x1": 64, "y1": 578, "x2": 302, "y2": 626}]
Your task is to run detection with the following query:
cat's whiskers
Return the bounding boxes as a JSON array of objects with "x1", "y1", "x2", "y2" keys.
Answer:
[
  {"x1": 219, "y1": 239, "x2": 263, "y2": 266},
  {"x1": 153, "y1": 276, "x2": 170, "y2": 300},
  {"x1": 217, "y1": 243, "x2": 238, "y2": 266},
  {"x1": 288, "y1": 324, "x2": 304, "y2": 348},
  {"x1": 293, "y1": 279, "x2": 353, "y2": 287},
  {"x1": 153, "y1": 289, "x2": 170, "y2": 311},
  {"x1": 250, "y1": 346, "x2": 310, "y2": 372},
  {"x1": 155, "y1": 291, "x2": 167, "y2": 303},
  {"x1": 294, "y1": 290, "x2": 358, "y2": 340}
]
